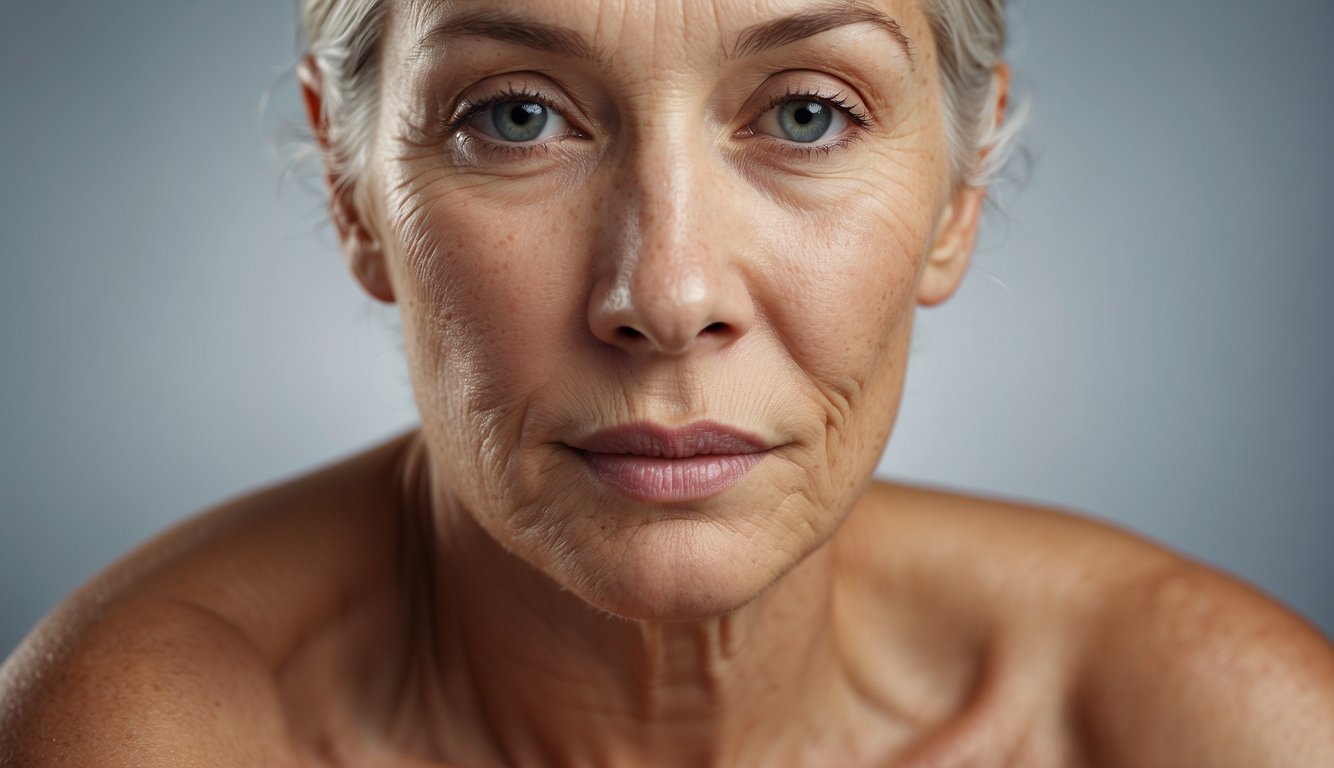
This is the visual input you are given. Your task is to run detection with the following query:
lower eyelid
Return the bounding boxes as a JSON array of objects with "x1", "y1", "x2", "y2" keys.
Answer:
[
  {"x1": 450, "y1": 128, "x2": 592, "y2": 168},
  {"x1": 448, "y1": 132, "x2": 551, "y2": 166},
  {"x1": 775, "y1": 131, "x2": 859, "y2": 149}
]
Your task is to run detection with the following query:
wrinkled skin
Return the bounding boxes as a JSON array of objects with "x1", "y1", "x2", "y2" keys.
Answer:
[
  {"x1": 2, "y1": 1, "x2": 1332, "y2": 766},
  {"x1": 359, "y1": 0, "x2": 972, "y2": 622}
]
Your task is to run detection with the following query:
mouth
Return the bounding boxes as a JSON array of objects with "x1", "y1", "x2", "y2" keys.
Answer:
[{"x1": 568, "y1": 421, "x2": 772, "y2": 502}]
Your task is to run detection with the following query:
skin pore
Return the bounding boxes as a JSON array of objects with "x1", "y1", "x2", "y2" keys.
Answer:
[{"x1": 4, "y1": 0, "x2": 1332, "y2": 766}]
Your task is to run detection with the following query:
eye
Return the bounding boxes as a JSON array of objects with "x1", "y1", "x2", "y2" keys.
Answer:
[
  {"x1": 753, "y1": 99, "x2": 851, "y2": 144},
  {"x1": 470, "y1": 100, "x2": 570, "y2": 143}
]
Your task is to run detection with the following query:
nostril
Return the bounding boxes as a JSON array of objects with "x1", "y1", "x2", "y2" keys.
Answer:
[{"x1": 612, "y1": 323, "x2": 727, "y2": 348}]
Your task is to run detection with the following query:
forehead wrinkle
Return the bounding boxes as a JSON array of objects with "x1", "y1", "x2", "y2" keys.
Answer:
[{"x1": 401, "y1": 0, "x2": 914, "y2": 71}]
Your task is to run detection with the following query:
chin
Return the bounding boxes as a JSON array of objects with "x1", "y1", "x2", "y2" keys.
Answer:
[{"x1": 555, "y1": 515, "x2": 799, "y2": 623}]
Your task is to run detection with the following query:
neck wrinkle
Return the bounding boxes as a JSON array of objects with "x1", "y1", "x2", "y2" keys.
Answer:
[{"x1": 403, "y1": 455, "x2": 844, "y2": 767}]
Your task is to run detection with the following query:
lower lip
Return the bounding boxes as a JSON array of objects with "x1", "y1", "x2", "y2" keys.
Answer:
[{"x1": 579, "y1": 452, "x2": 767, "y2": 502}]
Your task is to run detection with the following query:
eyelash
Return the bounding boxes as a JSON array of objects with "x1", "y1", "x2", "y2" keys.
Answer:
[
  {"x1": 747, "y1": 86, "x2": 873, "y2": 159},
  {"x1": 440, "y1": 86, "x2": 575, "y2": 162},
  {"x1": 439, "y1": 85, "x2": 873, "y2": 162}
]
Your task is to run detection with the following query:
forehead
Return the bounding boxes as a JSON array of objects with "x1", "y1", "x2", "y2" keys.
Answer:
[{"x1": 392, "y1": 0, "x2": 930, "y2": 68}]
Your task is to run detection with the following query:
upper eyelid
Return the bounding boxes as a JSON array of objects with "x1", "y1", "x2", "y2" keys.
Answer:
[
  {"x1": 750, "y1": 85, "x2": 872, "y2": 127},
  {"x1": 451, "y1": 89, "x2": 564, "y2": 128},
  {"x1": 443, "y1": 70, "x2": 592, "y2": 129}
]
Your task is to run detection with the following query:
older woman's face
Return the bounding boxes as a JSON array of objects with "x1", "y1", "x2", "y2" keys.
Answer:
[{"x1": 350, "y1": 0, "x2": 980, "y2": 620}]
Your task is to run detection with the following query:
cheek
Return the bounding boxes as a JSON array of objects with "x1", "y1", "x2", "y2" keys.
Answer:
[
  {"x1": 381, "y1": 174, "x2": 593, "y2": 501},
  {"x1": 767, "y1": 213, "x2": 918, "y2": 364},
  {"x1": 746, "y1": 168, "x2": 939, "y2": 508},
  {"x1": 388, "y1": 177, "x2": 578, "y2": 377},
  {"x1": 760, "y1": 180, "x2": 931, "y2": 416}
]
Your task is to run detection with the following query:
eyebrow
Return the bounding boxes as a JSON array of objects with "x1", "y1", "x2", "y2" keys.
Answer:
[
  {"x1": 732, "y1": 1, "x2": 914, "y2": 64},
  {"x1": 409, "y1": 2, "x2": 912, "y2": 67},
  {"x1": 409, "y1": 9, "x2": 604, "y2": 65}
]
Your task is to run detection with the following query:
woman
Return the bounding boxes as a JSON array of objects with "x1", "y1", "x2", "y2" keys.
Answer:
[{"x1": 2, "y1": 0, "x2": 1332, "y2": 764}]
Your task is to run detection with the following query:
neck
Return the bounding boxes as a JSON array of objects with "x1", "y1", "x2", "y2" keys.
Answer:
[{"x1": 393, "y1": 441, "x2": 849, "y2": 767}]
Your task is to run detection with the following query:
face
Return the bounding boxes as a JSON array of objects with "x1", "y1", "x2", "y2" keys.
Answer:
[{"x1": 318, "y1": 0, "x2": 988, "y2": 621}]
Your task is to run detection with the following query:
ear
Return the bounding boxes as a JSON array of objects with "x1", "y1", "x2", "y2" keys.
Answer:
[
  {"x1": 916, "y1": 63, "x2": 1011, "y2": 307},
  {"x1": 298, "y1": 55, "x2": 395, "y2": 304},
  {"x1": 917, "y1": 185, "x2": 985, "y2": 306}
]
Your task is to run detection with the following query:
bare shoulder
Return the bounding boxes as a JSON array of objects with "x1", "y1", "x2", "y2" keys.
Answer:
[
  {"x1": 850, "y1": 481, "x2": 1334, "y2": 766},
  {"x1": 1075, "y1": 535, "x2": 1334, "y2": 766},
  {"x1": 0, "y1": 595, "x2": 301, "y2": 766},
  {"x1": 0, "y1": 432, "x2": 422, "y2": 767}
]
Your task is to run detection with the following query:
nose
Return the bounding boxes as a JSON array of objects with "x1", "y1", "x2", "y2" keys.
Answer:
[{"x1": 587, "y1": 144, "x2": 754, "y2": 357}]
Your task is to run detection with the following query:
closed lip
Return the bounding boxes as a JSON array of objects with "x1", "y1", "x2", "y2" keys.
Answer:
[
  {"x1": 570, "y1": 420, "x2": 771, "y2": 457},
  {"x1": 568, "y1": 421, "x2": 773, "y2": 502}
]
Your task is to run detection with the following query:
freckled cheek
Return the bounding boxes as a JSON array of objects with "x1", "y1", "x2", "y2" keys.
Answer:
[
  {"x1": 389, "y1": 193, "x2": 590, "y2": 404},
  {"x1": 752, "y1": 192, "x2": 930, "y2": 493},
  {"x1": 764, "y1": 203, "x2": 926, "y2": 380}
]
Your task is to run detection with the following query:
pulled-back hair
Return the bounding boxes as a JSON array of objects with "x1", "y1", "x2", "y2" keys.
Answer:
[{"x1": 299, "y1": 0, "x2": 1021, "y2": 197}]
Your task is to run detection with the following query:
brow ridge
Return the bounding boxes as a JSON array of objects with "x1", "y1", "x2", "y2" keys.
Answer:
[
  {"x1": 410, "y1": 2, "x2": 912, "y2": 69},
  {"x1": 410, "y1": 9, "x2": 603, "y2": 65},
  {"x1": 732, "y1": 1, "x2": 914, "y2": 63}
]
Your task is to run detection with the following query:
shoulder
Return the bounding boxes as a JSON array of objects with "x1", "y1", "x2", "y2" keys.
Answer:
[
  {"x1": 1077, "y1": 557, "x2": 1334, "y2": 766},
  {"x1": 0, "y1": 431, "x2": 424, "y2": 766},
  {"x1": 847, "y1": 481, "x2": 1185, "y2": 607},
  {"x1": 850, "y1": 481, "x2": 1334, "y2": 765},
  {"x1": 0, "y1": 596, "x2": 300, "y2": 766}
]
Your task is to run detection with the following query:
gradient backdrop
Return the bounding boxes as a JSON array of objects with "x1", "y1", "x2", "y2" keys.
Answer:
[{"x1": 2, "y1": 0, "x2": 1332, "y2": 657}]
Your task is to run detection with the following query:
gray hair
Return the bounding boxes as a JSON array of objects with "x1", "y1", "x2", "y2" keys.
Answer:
[
  {"x1": 922, "y1": 0, "x2": 1023, "y2": 187},
  {"x1": 299, "y1": 0, "x2": 1021, "y2": 196}
]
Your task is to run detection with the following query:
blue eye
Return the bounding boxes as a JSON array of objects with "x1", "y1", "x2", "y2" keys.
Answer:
[
  {"x1": 472, "y1": 100, "x2": 570, "y2": 143},
  {"x1": 754, "y1": 98, "x2": 851, "y2": 144},
  {"x1": 493, "y1": 102, "x2": 547, "y2": 141}
]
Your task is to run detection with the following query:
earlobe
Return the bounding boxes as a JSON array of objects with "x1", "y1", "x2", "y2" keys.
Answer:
[
  {"x1": 298, "y1": 55, "x2": 395, "y2": 305},
  {"x1": 917, "y1": 185, "x2": 984, "y2": 307},
  {"x1": 337, "y1": 199, "x2": 396, "y2": 304}
]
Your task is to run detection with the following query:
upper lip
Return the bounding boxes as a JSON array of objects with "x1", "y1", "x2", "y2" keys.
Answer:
[{"x1": 570, "y1": 421, "x2": 770, "y2": 458}]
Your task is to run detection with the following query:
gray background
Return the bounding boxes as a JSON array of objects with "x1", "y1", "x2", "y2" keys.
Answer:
[{"x1": 2, "y1": 0, "x2": 1331, "y2": 658}]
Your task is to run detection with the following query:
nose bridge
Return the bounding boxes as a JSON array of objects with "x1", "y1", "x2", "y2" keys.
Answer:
[
  {"x1": 588, "y1": 113, "x2": 751, "y2": 355},
  {"x1": 629, "y1": 130, "x2": 708, "y2": 288}
]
